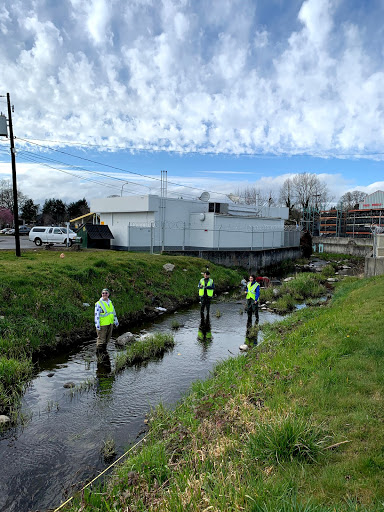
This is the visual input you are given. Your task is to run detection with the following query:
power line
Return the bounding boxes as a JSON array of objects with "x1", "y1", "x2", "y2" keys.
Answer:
[{"x1": 16, "y1": 137, "x2": 238, "y2": 201}]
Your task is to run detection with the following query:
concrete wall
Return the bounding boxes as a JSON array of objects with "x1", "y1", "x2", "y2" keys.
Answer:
[
  {"x1": 169, "y1": 246, "x2": 302, "y2": 272},
  {"x1": 313, "y1": 236, "x2": 372, "y2": 257},
  {"x1": 365, "y1": 256, "x2": 384, "y2": 277}
]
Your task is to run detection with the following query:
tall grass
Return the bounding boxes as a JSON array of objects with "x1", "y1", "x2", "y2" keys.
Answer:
[{"x1": 248, "y1": 413, "x2": 327, "y2": 463}]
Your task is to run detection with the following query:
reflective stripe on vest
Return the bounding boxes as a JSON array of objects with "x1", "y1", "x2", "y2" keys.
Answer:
[
  {"x1": 199, "y1": 278, "x2": 214, "y2": 297},
  {"x1": 96, "y1": 300, "x2": 115, "y2": 326},
  {"x1": 246, "y1": 281, "x2": 259, "y2": 301}
]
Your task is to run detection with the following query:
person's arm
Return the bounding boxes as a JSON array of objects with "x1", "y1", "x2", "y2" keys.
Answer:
[
  {"x1": 113, "y1": 303, "x2": 119, "y2": 326},
  {"x1": 206, "y1": 280, "x2": 214, "y2": 290},
  {"x1": 255, "y1": 286, "x2": 260, "y2": 302},
  {"x1": 94, "y1": 303, "x2": 101, "y2": 330}
]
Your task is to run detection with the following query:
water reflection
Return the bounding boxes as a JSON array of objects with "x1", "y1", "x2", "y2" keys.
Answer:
[
  {"x1": 95, "y1": 348, "x2": 114, "y2": 396},
  {"x1": 197, "y1": 314, "x2": 213, "y2": 359}
]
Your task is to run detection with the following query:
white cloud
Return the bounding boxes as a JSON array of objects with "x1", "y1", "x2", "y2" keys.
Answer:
[{"x1": 0, "y1": 0, "x2": 383, "y2": 199}]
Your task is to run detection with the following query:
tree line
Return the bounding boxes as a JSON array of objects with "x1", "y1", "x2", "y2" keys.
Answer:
[
  {"x1": 233, "y1": 172, "x2": 367, "y2": 222},
  {"x1": 0, "y1": 179, "x2": 90, "y2": 226}
]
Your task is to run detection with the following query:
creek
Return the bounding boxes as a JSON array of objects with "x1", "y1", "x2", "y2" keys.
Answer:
[{"x1": 0, "y1": 300, "x2": 281, "y2": 512}]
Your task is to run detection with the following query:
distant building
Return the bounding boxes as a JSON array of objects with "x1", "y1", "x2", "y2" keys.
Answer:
[
  {"x1": 346, "y1": 190, "x2": 384, "y2": 238},
  {"x1": 319, "y1": 190, "x2": 384, "y2": 238},
  {"x1": 90, "y1": 194, "x2": 296, "y2": 252},
  {"x1": 319, "y1": 208, "x2": 345, "y2": 237}
]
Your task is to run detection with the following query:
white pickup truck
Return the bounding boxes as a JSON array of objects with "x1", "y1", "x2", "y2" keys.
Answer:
[{"x1": 29, "y1": 226, "x2": 78, "y2": 246}]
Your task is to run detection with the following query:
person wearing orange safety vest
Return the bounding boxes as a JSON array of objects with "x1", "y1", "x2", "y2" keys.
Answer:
[
  {"x1": 94, "y1": 288, "x2": 119, "y2": 348},
  {"x1": 245, "y1": 274, "x2": 260, "y2": 324},
  {"x1": 198, "y1": 270, "x2": 214, "y2": 317}
]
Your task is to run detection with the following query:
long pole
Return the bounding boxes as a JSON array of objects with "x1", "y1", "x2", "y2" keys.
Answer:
[{"x1": 7, "y1": 93, "x2": 20, "y2": 257}]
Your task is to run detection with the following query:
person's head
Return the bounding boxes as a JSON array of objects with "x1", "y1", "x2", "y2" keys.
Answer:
[
  {"x1": 204, "y1": 271, "x2": 210, "y2": 278},
  {"x1": 249, "y1": 274, "x2": 255, "y2": 282},
  {"x1": 101, "y1": 288, "x2": 110, "y2": 298}
]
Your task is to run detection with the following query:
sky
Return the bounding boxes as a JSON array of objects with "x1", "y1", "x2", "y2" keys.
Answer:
[{"x1": 0, "y1": 0, "x2": 384, "y2": 208}]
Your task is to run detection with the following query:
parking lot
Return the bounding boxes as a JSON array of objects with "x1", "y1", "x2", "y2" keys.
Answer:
[{"x1": 0, "y1": 235, "x2": 43, "y2": 250}]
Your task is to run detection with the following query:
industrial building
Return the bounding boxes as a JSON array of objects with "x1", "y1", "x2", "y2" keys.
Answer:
[
  {"x1": 319, "y1": 190, "x2": 384, "y2": 238},
  {"x1": 90, "y1": 194, "x2": 297, "y2": 252},
  {"x1": 345, "y1": 190, "x2": 384, "y2": 238}
]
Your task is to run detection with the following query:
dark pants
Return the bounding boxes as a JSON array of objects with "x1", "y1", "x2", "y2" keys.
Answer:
[
  {"x1": 246, "y1": 299, "x2": 259, "y2": 323},
  {"x1": 96, "y1": 324, "x2": 114, "y2": 348},
  {"x1": 200, "y1": 296, "x2": 211, "y2": 316}
]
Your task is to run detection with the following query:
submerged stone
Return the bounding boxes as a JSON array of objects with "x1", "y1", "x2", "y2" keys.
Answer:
[{"x1": 63, "y1": 382, "x2": 76, "y2": 388}]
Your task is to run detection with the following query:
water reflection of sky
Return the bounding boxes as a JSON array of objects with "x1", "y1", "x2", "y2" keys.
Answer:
[{"x1": 0, "y1": 302, "x2": 281, "y2": 512}]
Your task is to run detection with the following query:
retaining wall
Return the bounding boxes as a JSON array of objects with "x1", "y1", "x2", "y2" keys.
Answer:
[
  {"x1": 167, "y1": 246, "x2": 301, "y2": 272},
  {"x1": 365, "y1": 256, "x2": 384, "y2": 277},
  {"x1": 312, "y1": 236, "x2": 372, "y2": 257}
]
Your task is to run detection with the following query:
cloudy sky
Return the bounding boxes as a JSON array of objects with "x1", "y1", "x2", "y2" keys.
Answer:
[{"x1": 0, "y1": 0, "x2": 383, "y2": 206}]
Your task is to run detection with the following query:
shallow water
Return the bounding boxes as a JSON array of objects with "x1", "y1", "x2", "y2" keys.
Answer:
[{"x1": 0, "y1": 301, "x2": 281, "y2": 512}]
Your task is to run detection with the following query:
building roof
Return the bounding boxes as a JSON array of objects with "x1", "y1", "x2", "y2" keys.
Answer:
[{"x1": 84, "y1": 223, "x2": 114, "y2": 240}]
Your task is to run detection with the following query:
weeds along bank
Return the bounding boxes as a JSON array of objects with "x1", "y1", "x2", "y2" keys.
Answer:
[
  {"x1": 0, "y1": 250, "x2": 243, "y2": 414},
  {"x1": 63, "y1": 274, "x2": 384, "y2": 512}
]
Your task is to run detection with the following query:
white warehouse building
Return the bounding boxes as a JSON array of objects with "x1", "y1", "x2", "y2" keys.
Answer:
[{"x1": 90, "y1": 195, "x2": 297, "y2": 252}]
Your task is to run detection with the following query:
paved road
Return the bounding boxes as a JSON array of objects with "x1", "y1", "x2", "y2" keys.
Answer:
[{"x1": 0, "y1": 235, "x2": 41, "y2": 250}]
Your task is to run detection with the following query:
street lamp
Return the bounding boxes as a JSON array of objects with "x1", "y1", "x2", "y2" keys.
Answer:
[
  {"x1": 121, "y1": 182, "x2": 130, "y2": 196},
  {"x1": 0, "y1": 93, "x2": 21, "y2": 257}
]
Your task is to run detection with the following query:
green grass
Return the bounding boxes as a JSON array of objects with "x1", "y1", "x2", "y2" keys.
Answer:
[
  {"x1": 0, "y1": 250, "x2": 243, "y2": 414},
  {"x1": 62, "y1": 274, "x2": 384, "y2": 512},
  {"x1": 261, "y1": 272, "x2": 328, "y2": 313},
  {"x1": 114, "y1": 332, "x2": 175, "y2": 372}
]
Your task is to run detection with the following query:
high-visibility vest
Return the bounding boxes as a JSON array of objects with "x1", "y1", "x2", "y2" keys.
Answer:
[
  {"x1": 96, "y1": 299, "x2": 115, "y2": 326},
  {"x1": 246, "y1": 281, "x2": 260, "y2": 301},
  {"x1": 198, "y1": 278, "x2": 214, "y2": 297}
]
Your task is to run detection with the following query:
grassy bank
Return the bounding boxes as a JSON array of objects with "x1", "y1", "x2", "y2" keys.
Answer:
[
  {"x1": 0, "y1": 250, "x2": 243, "y2": 414},
  {"x1": 64, "y1": 274, "x2": 384, "y2": 511},
  {"x1": 114, "y1": 332, "x2": 175, "y2": 373}
]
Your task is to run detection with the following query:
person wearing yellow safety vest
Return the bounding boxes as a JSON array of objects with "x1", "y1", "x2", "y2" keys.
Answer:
[
  {"x1": 245, "y1": 274, "x2": 260, "y2": 325},
  {"x1": 94, "y1": 288, "x2": 119, "y2": 348},
  {"x1": 198, "y1": 270, "x2": 214, "y2": 317}
]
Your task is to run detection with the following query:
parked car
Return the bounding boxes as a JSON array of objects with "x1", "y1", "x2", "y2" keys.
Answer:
[
  {"x1": 29, "y1": 226, "x2": 77, "y2": 246},
  {"x1": 5, "y1": 228, "x2": 15, "y2": 235},
  {"x1": 0, "y1": 228, "x2": 10, "y2": 234}
]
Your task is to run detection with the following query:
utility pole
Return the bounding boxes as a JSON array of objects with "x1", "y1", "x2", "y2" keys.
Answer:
[{"x1": 0, "y1": 93, "x2": 20, "y2": 256}]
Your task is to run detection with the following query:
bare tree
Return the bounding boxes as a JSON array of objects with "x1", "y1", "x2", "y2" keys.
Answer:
[
  {"x1": 338, "y1": 190, "x2": 366, "y2": 211},
  {"x1": 291, "y1": 173, "x2": 331, "y2": 210},
  {"x1": 279, "y1": 178, "x2": 295, "y2": 214},
  {"x1": 266, "y1": 189, "x2": 276, "y2": 207},
  {"x1": 235, "y1": 186, "x2": 263, "y2": 206}
]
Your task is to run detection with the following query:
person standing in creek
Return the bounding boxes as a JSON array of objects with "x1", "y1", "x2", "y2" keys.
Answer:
[
  {"x1": 94, "y1": 288, "x2": 119, "y2": 349},
  {"x1": 245, "y1": 274, "x2": 260, "y2": 326},
  {"x1": 198, "y1": 270, "x2": 215, "y2": 318}
]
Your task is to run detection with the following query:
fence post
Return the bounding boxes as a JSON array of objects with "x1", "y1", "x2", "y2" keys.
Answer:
[{"x1": 128, "y1": 223, "x2": 130, "y2": 251}]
